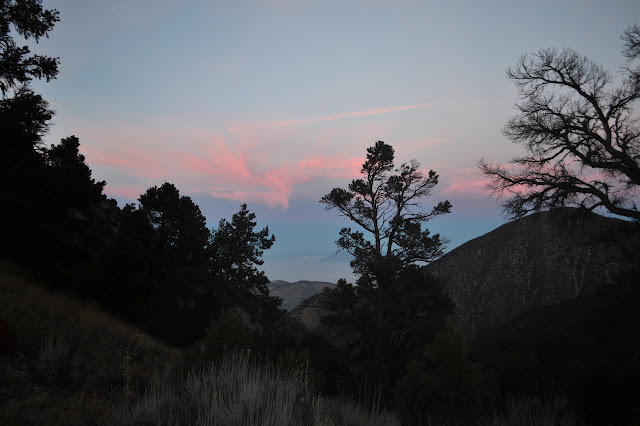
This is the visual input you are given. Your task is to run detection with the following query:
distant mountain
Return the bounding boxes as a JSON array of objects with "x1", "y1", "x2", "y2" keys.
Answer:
[
  {"x1": 268, "y1": 280, "x2": 336, "y2": 311},
  {"x1": 425, "y1": 208, "x2": 639, "y2": 338},
  {"x1": 287, "y1": 292, "x2": 335, "y2": 338},
  {"x1": 286, "y1": 208, "x2": 639, "y2": 343}
]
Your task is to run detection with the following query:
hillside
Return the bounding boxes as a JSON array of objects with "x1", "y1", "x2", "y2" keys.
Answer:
[
  {"x1": 426, "y1": 208, "x2": 640, "y2": 338},
  {"x1": 289, "y1": 209, "x2": 639, "y2": 342},
  {"x1": 0, "y1": 258, "x2": 180, "y2": 425},
  {"x1": 471, "y1": 276, "x2": 640, "y2": 424},
  {"x1": 268, "y1": 280, "x2": 336, "y2": 311}
]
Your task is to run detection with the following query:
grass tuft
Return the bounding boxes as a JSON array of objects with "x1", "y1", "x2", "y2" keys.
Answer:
[
  {"x1": 37, "y1": 334, "x2": 75, "y2": 384},
  {"x1": 111, "y1": 349, "x2": 400, "y2": 426}
]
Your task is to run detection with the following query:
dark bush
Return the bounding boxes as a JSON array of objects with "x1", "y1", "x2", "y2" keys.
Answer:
[
  {"x1": 182, "y1": 309, "x2": 254, "y2": 369},
  {"x1": 395, "y1": 322, "x2": 499, "y2": 424}
]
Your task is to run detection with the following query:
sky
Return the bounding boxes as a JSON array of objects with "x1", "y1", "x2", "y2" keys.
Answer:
[{"x1": 26, "y1": 0, "x2": 639, "y2": 283}]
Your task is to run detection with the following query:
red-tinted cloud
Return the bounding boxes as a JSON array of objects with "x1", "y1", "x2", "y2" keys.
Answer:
[
  {"x1": 75, "y1": 101, "x2": 444, "y2": 209},
  {"x1": 440, "y1": 168, "x2": 492, "y2": 195}
]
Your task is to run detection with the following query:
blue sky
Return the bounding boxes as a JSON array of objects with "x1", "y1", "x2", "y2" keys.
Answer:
[{"x1": 27, "y1": 0, "x2": 639, "y2": 282}]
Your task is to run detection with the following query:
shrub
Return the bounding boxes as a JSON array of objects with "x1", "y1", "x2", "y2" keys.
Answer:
[
  {"x1": 182, "y1": 309, "x2": 254, "y2": 368},
  {"x1": 111, "y1": 349, "x2": 400, "y2": 425},
  {"x1": 479, "y1": 394, "x2": 583, "y2": 426},
  {"x1": 395, "y1": 322, "x2": 499, "y2": 424},
  {"x1": 37, "y1": 334, "x2": 84, "y2": 385}
]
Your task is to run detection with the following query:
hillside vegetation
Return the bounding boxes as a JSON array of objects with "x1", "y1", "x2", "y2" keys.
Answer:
[
  {"x1": 0, "y1": 258, "x2": 402, "y2": 425},
  {"x1": 0, "y1": 257, "x2": 180, "y2": 424}
]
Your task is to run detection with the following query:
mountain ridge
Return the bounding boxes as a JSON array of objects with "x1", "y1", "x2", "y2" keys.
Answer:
[
  {"x1": 425, "y1": 207, "x2": 639, "y2": 337},
  {"x1": 267, "y1": 280, "x2": 336, "y2": 311},
  {"x1": 287, "y1": 208, "x2": 639, "y2": 341}
]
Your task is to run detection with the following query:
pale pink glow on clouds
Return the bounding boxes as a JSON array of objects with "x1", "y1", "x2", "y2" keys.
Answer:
[
  {"x1": 79, "y1": 121, "x2": 371, "y2": 210},
  {"x1": 440, "y1": 168, "x2": 492, "y2": 195},
  {"x1": 227, "y1": 103, "x2": 437, "y2": 132},
  {"x1": 297, "y1": 156, "x2": 363, "y2": 179},
  {"x1": 72, "y1": 98, "x2": 427, "y2": 210}
]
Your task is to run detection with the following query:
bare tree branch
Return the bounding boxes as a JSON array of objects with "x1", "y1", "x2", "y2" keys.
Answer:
[{"x1": 480, "y1": 25, "x2": 640, "y2": 221}]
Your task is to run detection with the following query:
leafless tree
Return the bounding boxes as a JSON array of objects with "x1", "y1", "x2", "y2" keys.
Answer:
[{"x1": 479, "y1": 24, "x2": 640, "y2": 221}]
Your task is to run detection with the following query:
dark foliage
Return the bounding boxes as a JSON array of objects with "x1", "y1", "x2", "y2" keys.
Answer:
[
  {"x1": 0, "y1": 0, "x2": 59, "y2": 96},
  {"x1": 139, "y1": 183, "x2": 210, "y2": 267},
  {"x1": 321, "y1": 263, "x2": 455, "y2": 402},
  {"x1": 208, "y1": 204, "x2": 283, "y2": 324},
  {"x1": 96, "y1": 195, "x2": 284, "y2": 347},
  {"x1": 473, "y1": 275, "x2": 640, "y2": 424},
  {"x1": 395, "y1": 322, "x2": 499, "y2": 424},
  {"x1": 319, "y1": 141, "x2": 455, "y2": 404},
  {"x1": 321, "y1": 141, "x2": 451, "y2": 268},
  {"x1": 182, "y1": 309, "x2": 254, "y2": 369},
  {"x1": 43, "y1": 136, "x2": 105, "y2": 210}
]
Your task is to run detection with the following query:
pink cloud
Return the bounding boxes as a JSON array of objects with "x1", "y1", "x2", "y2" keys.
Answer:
[
  {"x1": 81, "y1": 124, "x2": 325, "y2": 209},
  {"x1": 440, "y1": 168, "x2": 492, "y2": 195},
  {"x1": 72, "y1": 105, "x2": 440, "y2": 210},
  {"x1": 297, "y1": 156, "x2": 363, "y2": 179},
  {"x1": 442, "y1": 179, "x2": 490, "y2": 194}
]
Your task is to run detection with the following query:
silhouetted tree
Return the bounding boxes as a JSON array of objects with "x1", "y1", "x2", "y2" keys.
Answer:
[
  {"x1": 321, "y1": 141, "x2": 451, "y2": 270},
  {"x1": 319, "y1": 141, "x2": 454, "y2": 402},
  {"x1": 321, "y1": 262, "x2": 454, "y2": 394},
  {"x1": 0, "y1": 0, "x2": 59, "y2": 257},
  {"x1": 0, "y1": 87, "x2": 52, "y2": 167},
  {"x1": 109, "y1": 183, "x2": 211, "y2": 343},
  {"x1": 138, "y1": 182, "x2": 209, "y2": 266},
  {"x1": 208, "y1": 204, "x2": 282, "y2": 322},
  {"x1": 479, "y1": 24, "x2": 640, "y2": 221},
  {"x1": 43, "y1": 135, "x2": 106, "y2": 210},
  {"x1": 0, "y1": 0, "x2": 59, "y2": 97}
]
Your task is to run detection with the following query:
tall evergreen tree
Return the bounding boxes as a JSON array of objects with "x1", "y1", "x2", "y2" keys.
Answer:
[
  {"x1": 209, "y1": 204, "x2": 282, "y2": 322},
  {"x1": 138, "y1": 182, "x2": 209, "y2": 266},
  {"x1": 319, "y1": 141, "x2": 454, "y2": 401}
]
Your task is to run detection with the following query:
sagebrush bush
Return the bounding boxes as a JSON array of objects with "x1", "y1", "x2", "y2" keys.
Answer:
[
  {"x1": 111, "y1": 349, "x2": 400, "y2": 426},
  {"x1": 478, "y1": 394, "x2": 583, "y2": 426}
]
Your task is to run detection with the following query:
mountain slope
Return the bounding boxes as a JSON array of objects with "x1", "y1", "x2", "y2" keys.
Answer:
[
  {"x1": 0, "y1": 257, "x2": 180, "y2": 425},
  {"x1": 268, "y1": 280, "x2": 336, "y2": 311},
  {"x1": 425, "y1": 208, "x2": 639, "y2": 338}
]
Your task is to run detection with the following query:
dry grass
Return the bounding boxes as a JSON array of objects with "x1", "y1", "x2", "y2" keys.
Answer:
[
  {"x1": 0, "y1": 258, "x2": 582, "y2": 425},
  {"x1": 110, "y1": 349, "x2": 400, "y2": 426},
  {"x1": 0, "y1": 257, "x2": 180, "y2": 425}
]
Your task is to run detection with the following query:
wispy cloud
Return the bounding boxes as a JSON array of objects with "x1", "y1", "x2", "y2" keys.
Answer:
[
  {"x1": 227, "y1": 102, "x2": 437, "y2": 132},
  {"x1": 440, "y1": 168, "x2": 492, "y2": 195},
  {"x1": 75, "y1": 100, "x2": 441, "y2": 210},
  {"x1": 80, "y1": 121, "x2": 368, "y2": 210}
]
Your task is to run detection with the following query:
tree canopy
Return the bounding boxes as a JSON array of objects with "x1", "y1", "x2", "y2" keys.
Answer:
[
  {"x1": 318, "y1": 141, "x2": 454, "y2": 400},
  {"x1": 321, "y1": 140, "x2": 451, "y2": 275},
  {"x1": 479, "y1": 24, "x2": 640, "y2": 221},
  {"x1": 0, "y1": 0, "x2": 59, "y2": 96},
  {"x1": 209, "y1": 204, "x2": 282, "y2": 320},
  {"x1": 138, "y1": 182, "x2": 210, "y2": 266}
]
